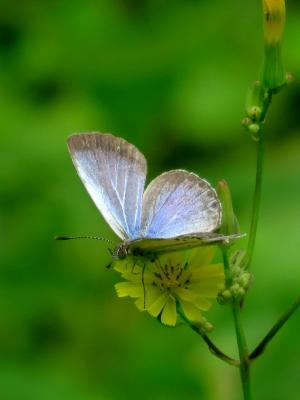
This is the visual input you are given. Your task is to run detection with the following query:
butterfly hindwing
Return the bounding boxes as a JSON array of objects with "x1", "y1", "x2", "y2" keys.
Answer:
[{"x1": 141, "y1": 170, "x2": 221, "y2": 238}]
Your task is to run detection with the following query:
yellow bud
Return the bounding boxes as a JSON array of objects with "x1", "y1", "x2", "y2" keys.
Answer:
[
  {"x1": 261, "y1": 0, "x2": 286, "y2": 89},
  {"x1": 263, "y1": 0, "x2": 286, "y2": 44}
]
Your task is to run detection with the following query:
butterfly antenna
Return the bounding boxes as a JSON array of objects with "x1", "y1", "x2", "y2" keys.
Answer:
[{"x1": 54, "y1": 235, "x2": 116, "y2": 246}]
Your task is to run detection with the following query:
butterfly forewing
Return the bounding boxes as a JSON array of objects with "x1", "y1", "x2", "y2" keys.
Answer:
[
  {"x1": 141, "y1": 170, "x2": 221, "y2": 238},
  {"x1": 67, "y1": 133, "x2": 147, "y2": 240}
]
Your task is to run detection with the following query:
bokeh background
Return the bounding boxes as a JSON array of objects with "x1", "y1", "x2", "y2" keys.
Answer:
[{"x1": 1, "y1": 1, "x2": 300, "y2": 399}]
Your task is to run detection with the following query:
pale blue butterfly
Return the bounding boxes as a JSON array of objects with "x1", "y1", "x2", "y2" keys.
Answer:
[{"x1": 67, "y1": 133, "x2": 238, "y2": 259}]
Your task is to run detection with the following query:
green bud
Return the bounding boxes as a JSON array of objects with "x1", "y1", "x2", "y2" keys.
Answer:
[
  {"x1": 230, "y1": 266, "x2": 241, "y2": 277},
  {"x1": 222, "y1": 290, "x2": 232, "y2": 300},
  {"x1": 216, "y1": 180, "x2": 240, "y2": 236},
  {"x1": 239, "y1": 272, "x2": 251, "y2": 288},
  {"x1": 237, "y1": 287, "x2": 246, "y2": 297},
  {"x1": 242, "y1": 117, "x2": 252, "y2": 127},
  {"x1": 286, "y1": 72, "x2": 294, "y2": 85},
  {"x1": 246, "y1": 81, "x2": 265, "y2": 120},
  {"x1": 248, "y1": 124, "x2": 260, "y2": 135},
  {"x1": 203, "y1": 321, "x2": 214, "y2": 333},
  {"x1": 194, "y1": 317, "x2": 214, "y2": 333},
  {"x1": 249, "y1": 107, "x2": 262, "y2": 120},
  {"x1": 230, "y1": 283, "x2": 240, "y2": 296},
  {"x1": 217, "y1": 288, "x2": 233, "y2": 305}
]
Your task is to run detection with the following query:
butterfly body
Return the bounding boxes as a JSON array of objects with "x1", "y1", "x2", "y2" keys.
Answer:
[
  {"x1": 112, "y1": 233, "x2": 241, "y2": 261},
  {"x1": 67, "y1": 132, "x2": 241, "y2": 259}
]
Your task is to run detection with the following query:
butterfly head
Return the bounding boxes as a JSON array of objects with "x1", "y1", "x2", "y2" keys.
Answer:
[{"x1": 113, "y1": 243, "x2": 129, "y2": 260}]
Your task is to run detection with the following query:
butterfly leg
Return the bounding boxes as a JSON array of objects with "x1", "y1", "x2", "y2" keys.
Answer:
[{"x1": 105, "y1": 248, "x2": 114, "y2": 269}]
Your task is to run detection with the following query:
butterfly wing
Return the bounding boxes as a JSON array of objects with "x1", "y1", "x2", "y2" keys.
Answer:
[
  {"x1": 127, "y1": 233, "x2": 244, "y2": 255},
  {"x1": 140, "y1": 170, "x2": 221, "y2": 239},
  {"x1": 67, "y1": 133, "x2": 147, "y2": 240}
]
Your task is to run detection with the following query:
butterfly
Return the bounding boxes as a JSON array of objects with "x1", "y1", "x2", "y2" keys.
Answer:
[{"x1": 67, "y1": 133, "x2": 241, "y2": 260}]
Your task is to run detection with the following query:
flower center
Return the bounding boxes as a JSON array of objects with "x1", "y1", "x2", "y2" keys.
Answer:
[{"x1": 152, "y1": 261, "x2": 191, "y2": 293}]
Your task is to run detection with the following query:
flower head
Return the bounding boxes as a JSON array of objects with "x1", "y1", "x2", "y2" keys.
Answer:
[{"x1": 113, "y1": 247, "x2": 224, "y2": 328}]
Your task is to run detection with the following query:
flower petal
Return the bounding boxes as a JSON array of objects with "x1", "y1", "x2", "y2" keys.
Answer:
[
  {"x1": 176, "y1": 288, "x2": 212, "y2": 311},
  {"x1": 113, "y1": 259, "x2": 153, "y2": 284},
  {"x1": 189, "y1": 263, "x2": 225, "y2": 297},
  {"x1": 115, "y1": 282, "x2": 144, "y2": 298},
  {"x1": 121, "y1": 269, "x2": 153, "y2": 284},
  {"x1": 190, "y1": 263, "x2": 224, "y2": 282},
  {"x1": 147, "y1": 293, "x2": 169, "y2": 317},
  {"x1": 180, "y1": 300, "x2": 203, "y2": 323},
  {"x1": 189, "y1": 280, "x2": 224, "y2": 298},
  {"x1": 161, "y1": 296, "x2": 177, "y2": 326},
  {"x1": 193, "y1": 296, "x2": 212, "y2": 311},
  {"x1": 135, "y1": 285, "x2": 162, "y2": 311},
  {"x1": 113, "y1": 259, "x2": 129, "y2": 274},
  {"x1": 188, "y1": 247, "x2": 216, "y2": 269},
  {"x1": 175, "y1": 287, "x2": 199, "y2": 302}
]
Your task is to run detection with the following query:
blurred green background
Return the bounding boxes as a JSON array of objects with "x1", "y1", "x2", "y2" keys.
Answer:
[{"x1": 1, "y1": 1, "x2": 300, "y2": 399}]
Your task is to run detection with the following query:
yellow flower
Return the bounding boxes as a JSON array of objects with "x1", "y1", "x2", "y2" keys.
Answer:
[
  {"x1": 113, "y1": 247, "x2": 224, "y2": 327},
  {"x1": 263, "y1": 0, "x2": 286, "y2": 44}
]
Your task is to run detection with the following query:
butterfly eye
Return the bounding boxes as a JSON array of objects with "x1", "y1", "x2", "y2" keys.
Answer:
[{"x1": 114, "y1": 244, "x2": 128, "y2": 260}]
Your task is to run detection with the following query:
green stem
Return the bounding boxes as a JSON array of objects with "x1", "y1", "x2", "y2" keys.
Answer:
[
  {"x1": 250, "y1": 294, "x2": 300, "y2": 361},
  {"x1": 178, "y1": 309, "x2": 239, "y2": 367},
  {"x1": 232, "y1": 301, "x2": 252, "y2": 400},
  {"x1": 222, "y1": 249, "x2": 252, "y2": 399},
  {"x1": 246, "y1": 126, "x2": 265, "y2": 268},
  {"x1": 246, "y1": 90, "x2": 273, "y2": 269}
]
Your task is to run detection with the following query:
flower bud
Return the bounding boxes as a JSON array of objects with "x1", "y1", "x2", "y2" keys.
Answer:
[
  {"x1": 242, "y1": 117, "x2": 252, "y2": 128},
  {"x1": 230, "y1": 283, "x2": 240, "y2": 296},
  {"x1": 202, "y1": 321, "x2": 214, "y2": 333},
  {"x1": 239, "y1": 272, "x2": 252, "y2": 288},
  {"x1": 217, "y1": 180, "x2": 239, "y2": 236},
  {"x1": 223, "y1": 290, "x2": 233, "y2": 301},
  {"x1": 248, "y1": 124, "x2": 260, "y2": 135},
  {"x1": 262, "y1": 0, "x2": 286, "y2": 89},
  {"x1": 263, "y1": 0, "x2": 286, "y2": 44},
  {"x1": 194, "y1": 317, "x2": 214, "y2": 333},
  {"x1": 237, "y1": 287, "x2": 246, "y2": 297},
  {"x1": 246, "y1": 81, "x2": 265, "y2": 121}
]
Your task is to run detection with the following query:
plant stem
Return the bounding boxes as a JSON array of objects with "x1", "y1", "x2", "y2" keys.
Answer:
[
  {"x1": 250, "y1": 294, "x2": 300, "y2": 361},
  {"x1": 246, "y1": 125, "x2": 265, "y2": 269},
  {"x1": 178, "y1": 309, "x2": 239, "y2": 367},
  {"x1": 232, "y1": 301, "x2": 252, "y2": 400},
  {"x1": 222, "y1": 248, "x2": 251, "y2": 399},
  {"x1": 246, "y1": 90, "x2": 273, "y2": 269}
]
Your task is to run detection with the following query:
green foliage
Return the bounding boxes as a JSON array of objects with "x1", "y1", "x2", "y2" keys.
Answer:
[{"x1": 1, "y1": 1, "x2": 300, "y2": 399}]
